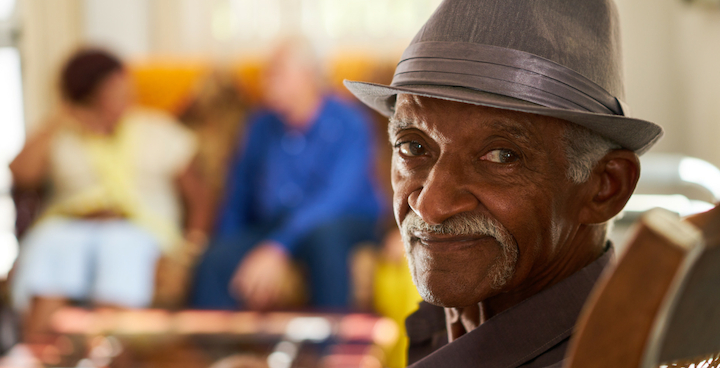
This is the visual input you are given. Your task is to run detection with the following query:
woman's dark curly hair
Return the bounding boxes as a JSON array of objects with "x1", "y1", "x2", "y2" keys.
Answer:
[{"x1": 60, "y1": 48, "x2": 124, "y2": 105}]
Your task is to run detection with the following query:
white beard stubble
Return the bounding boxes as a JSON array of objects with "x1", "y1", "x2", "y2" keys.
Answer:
[{"x1": 400, "y1": 211, "x2": 519, "y2": 291}]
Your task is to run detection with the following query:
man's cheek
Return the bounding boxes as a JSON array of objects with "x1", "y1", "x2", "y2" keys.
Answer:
[
  {"x1": 392, "y1": 183, "x2": 412, "y2": 228},
  {"x1": 405, "y1": 246, "x2": 432, "y2": 297}
]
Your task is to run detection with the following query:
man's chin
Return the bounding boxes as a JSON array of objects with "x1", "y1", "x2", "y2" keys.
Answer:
[
  {"x1": 405, "y1": 241, "x2": 518, "y2": 308},
  {"x1": 412, "y1": 276, "x2": 501, "y2": 308},
  {"x1": 419, "y1": 289, "x2": 487, "y2": 308}
]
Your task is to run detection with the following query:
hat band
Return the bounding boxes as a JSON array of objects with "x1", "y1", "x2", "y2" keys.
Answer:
[{"x1": 392, "y1": 42, "x2": 625, "y2": 116}]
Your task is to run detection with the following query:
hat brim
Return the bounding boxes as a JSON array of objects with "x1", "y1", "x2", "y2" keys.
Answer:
[{"x1": 344, "y1": 80, "x2": 663, "y2": 155}]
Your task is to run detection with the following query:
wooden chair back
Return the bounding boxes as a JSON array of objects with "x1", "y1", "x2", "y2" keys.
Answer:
[{"x1": 565, "y1": 205, "x2": 720, "y2": 368}]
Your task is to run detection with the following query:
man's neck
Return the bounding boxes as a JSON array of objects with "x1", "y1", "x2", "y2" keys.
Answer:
[
  {"x1": 283, "y1": 92, "x2": 323, "y2": 130},
  {"x1": 446, "y1": 225, "x2": 607, "y2": 341}
]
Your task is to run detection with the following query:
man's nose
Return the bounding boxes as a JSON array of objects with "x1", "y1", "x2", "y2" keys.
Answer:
[{"x1": 407, "y1": 158, "x2": 479, "y2": 225}]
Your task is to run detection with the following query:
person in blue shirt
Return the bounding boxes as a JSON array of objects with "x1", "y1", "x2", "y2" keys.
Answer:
[{"x1": 191, "y1": 39, "x2": 386, "y2": 310}]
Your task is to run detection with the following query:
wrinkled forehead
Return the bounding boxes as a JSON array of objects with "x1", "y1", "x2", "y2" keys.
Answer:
[{"x1": 390, "y1": 94, "x2": 571, "y2": 145}]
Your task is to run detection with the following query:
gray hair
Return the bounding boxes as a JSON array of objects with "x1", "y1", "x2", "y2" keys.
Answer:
[
  {"x1": 271, "y1": 36, "x2": 323, "y2": 82},
  {"x1": 563, "y1": 124, "x2": 622, "y2": 238},
  {"x1": 563, "y1": 124, "x2": 622, "y2": 183}
]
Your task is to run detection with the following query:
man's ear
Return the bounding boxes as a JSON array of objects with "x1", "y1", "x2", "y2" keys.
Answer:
[{"x1": 578, "y1": 149, "x2": 640, "y2": 224}]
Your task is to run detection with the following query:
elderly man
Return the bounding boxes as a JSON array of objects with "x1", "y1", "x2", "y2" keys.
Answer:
[
  {"x1": 345, "y1": 0, "x2": 663, "y2": 366},
  {"x1": 192, "y1": 39, "x2": 385, "y2": 310}
]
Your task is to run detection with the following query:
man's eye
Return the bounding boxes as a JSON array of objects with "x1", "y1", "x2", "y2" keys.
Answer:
[
  {"x1": 396, "y1": 141, "x2": 426, "y2": 157},
  {"x1": 482, "y1": 148, "x2": 520, "y2": 163}
]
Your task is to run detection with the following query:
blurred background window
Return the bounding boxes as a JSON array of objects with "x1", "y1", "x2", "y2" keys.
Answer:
[
  {"x1": 0, "y1": 0, "x2": 21, "y2": 281},
  {"x1": 0, "y1": 0, "x2": 15, "y2": 19}
]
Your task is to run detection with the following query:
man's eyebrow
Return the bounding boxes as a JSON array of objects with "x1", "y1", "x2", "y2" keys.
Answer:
[
  {"x1": 388, "y1": 116, "x2": 413, "y2": 136},
  {"x1": 488, "y1": 119, "x2": 533, "y2": 144}
]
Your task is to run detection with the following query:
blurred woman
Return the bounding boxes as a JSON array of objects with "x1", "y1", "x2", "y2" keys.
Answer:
[{"x1": 9, "y1": 48, "x2": 210, "y2": 339}]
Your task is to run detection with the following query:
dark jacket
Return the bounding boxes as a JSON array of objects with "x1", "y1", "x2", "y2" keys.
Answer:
[{"x1": 406, "y1": 249, "x2": 613, "y2": 367}]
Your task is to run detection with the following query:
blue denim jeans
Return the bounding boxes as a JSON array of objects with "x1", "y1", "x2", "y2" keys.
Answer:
[{"x1": 190, "y1": 216, "x2": 378, "y2": 310}]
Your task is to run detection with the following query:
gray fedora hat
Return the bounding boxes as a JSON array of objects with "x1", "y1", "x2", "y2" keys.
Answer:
[{"x1": 344, "y1": 0, "x2": 663, "y2": 155}]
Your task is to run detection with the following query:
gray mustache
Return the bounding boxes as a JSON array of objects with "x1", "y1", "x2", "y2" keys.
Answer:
[
  {"x1": 400, "y1": 210, "x2": 518, "y2": 289},
  {"x1": 402, "y1": 211, "x2": 511, "y2": 242}
]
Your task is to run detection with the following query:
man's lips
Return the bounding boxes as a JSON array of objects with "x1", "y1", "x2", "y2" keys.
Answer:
[{"x1": 411, "y1": 231, "x2": 494, "y2": 252}]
